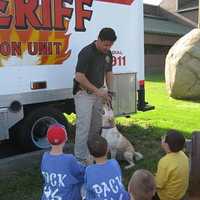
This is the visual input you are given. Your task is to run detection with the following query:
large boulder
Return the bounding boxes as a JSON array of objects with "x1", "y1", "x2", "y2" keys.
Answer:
[{"x1": 165, "y1": 28, "x2": 200, "y2": 100}]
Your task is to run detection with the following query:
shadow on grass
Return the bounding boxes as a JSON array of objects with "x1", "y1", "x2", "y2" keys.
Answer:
[
  {"x1": 0, "y1": 166, "x2": 42, "y2": 200},
  {"x1": 174, "y1": 97, "x2": 200, "y2": 104},
  {"x1": 115, "y1": 123, "x2": 169, "y2": 186},
  {"x1": 0, "y1": 123, "x2": 188, "y2": 199}
]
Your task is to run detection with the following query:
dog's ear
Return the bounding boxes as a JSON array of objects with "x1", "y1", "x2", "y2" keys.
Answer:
[
  {"x1": 101, "y1": 97, "x2": 108, "y2": 105},
  {"x1": 101, "y1": 108, "x2": 105, "y2": 115},
  {"x1": 109, "y1": 118, "x2": 115, "y2": 127}
]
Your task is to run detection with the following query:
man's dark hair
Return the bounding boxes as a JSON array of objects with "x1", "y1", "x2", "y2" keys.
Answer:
[
  {"x1": 165, "y1": 130, "x2": 185, "y2": 152},
  {"x1": 98, "y1": 27, "x2": 117, "y2": 42},
  {"x1": 87, "y1": 134, "x2": 108, "y2": 157}
]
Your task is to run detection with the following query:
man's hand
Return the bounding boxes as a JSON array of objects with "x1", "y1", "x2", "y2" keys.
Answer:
[{"x1": 94, "y1": 89, "x2": 112, "y2": 105}]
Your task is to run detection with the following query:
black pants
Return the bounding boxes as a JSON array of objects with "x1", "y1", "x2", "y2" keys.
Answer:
[{"x1": 152, "y1": 193, "x2": 160, "y2": 200}]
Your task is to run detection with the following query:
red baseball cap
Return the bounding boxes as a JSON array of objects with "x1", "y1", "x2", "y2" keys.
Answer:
[{"x1": 47, "y1": 124, "x2": 68, "y2": 145}]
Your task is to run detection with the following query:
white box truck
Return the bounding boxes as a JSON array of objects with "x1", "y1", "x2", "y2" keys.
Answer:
[{"x1": 0, "y1": 0, "x2": 151, "y2": 150}]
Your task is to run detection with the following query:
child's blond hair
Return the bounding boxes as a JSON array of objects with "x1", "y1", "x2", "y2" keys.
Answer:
[{"x1": 128, "y1": 169, "x2": 156, "y2": 200}]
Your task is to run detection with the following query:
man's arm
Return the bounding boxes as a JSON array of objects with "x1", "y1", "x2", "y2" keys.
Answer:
[{"x1": 75, "y1": 72, "x2": 98, "y2": 94}]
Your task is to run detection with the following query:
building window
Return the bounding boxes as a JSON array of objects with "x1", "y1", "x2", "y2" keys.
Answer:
[
  {"x1": 145, "y1": 45, "x2": 171, "y2": 55},
  {"x1": 177, "y1": 0, "x2": 198, "y2": 10}
]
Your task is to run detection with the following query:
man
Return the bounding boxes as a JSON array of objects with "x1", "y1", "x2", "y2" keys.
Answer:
[{"x1": 73, "y1": 27, "x2": 117, "y2": 163}]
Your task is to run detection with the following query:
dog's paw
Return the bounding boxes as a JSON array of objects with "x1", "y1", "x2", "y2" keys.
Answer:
[
  {"x1": 124, "y1": 163, "x2": 135, "y2": 170},
  {"x1": 135, "y1": 152, "x2": 143, "y2": 161}
]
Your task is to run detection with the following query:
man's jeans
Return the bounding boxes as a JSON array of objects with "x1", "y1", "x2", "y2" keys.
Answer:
[{"x1": 74, "y1": 90, "x2": 102, "y2": 160}]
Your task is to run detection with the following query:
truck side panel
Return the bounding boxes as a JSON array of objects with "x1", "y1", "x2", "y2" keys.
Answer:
[{"x1": 0, "y1": 0, "x2": 144, "y2": 146}]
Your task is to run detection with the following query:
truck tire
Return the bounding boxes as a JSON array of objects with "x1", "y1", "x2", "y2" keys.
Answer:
[{"x1": 16, "y1": 106, "x2": 69, "y2": 151}]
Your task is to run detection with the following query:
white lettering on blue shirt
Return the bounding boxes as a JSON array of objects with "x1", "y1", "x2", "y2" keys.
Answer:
[
  {"x1": 92, "y1": 176, "x2": 123, "y2": 199},
  {"x1": 42, "y1": 171, "x2": 67, "y2": 187}
]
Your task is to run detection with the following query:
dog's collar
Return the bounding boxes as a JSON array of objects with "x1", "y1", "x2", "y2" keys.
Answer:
[{"x1": 101, "y1": 126, "x2": 114, "y2": 129}]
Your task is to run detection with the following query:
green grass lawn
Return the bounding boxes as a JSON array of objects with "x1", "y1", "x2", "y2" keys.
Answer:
[
  {"x1": 129, "y1": 73, "x2": 200, "y2": 134},
  {"x1": 1, "y1": 73, "x2": 200, "y2": 199},
  {"x1": 117, "y1": 73, "x2": 200, "y2": 186}
]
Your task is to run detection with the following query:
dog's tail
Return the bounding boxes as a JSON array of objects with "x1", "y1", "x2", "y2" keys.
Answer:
[
  {"x1": 135, "y1": 152, "x2": 143, "y2": 161},
  {"x1": 124, "y1": 163, "x2": 135, "y2": 170}
]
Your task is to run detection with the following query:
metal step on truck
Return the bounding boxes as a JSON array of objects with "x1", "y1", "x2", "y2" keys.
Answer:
[{"x1": 0, "y1": 0, "x2": 152, "y2": 151}]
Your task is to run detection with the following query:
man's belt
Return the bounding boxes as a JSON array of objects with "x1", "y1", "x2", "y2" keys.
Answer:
[
  {"x1": 78, "y1": 84, "x2": 97, "y2": 94},
  {"x1": 80, "y1": 87, "x2": 93, "y2": 94}
]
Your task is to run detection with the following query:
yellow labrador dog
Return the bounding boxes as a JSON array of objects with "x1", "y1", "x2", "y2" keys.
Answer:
[{"x1": 101, "y1": 104, "x2": 143, "y2": 169}]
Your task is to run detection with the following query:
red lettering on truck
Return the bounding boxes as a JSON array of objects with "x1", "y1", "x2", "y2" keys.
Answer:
[
  {"x1": 0, "y1": 0, "x2": 93, "y2": 32},
  {"x1": 0, "y1": 0, "x2": 12, "y2": 28},
  {"x1": 75, "y1": 0, "x2": 93, "y2": 31}
]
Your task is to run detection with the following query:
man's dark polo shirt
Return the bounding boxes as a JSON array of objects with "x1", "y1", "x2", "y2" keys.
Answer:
[{"x1": 75, "y1": 41, "x2": 113, "y2": 89}]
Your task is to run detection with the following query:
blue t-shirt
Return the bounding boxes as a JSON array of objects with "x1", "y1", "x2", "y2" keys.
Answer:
[
  {"x1": 41, "y1": 152, "x2": 85, "y2": 200},
  {"x1": 85, "y1": 159, "x2": 130, "y2": 200}
]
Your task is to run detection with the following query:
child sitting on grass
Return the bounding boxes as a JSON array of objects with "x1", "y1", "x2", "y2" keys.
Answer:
[
  {"x1": 154, "y1": 130, "x2": 189, "y2": 200},
  {"x1": 84, "y1": 134, "x2": 130, "y2": 200},
  {"x1": 128, "y1": 169, "x2": 156, "y2": 200},
  {"x1": 41, "y1": 124, "x2": 85, "y2": 200}
]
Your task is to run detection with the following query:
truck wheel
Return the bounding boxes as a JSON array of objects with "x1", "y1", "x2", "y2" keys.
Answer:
[{"x1": 16, "y1": 106, "x2": 69, "y2": 151}]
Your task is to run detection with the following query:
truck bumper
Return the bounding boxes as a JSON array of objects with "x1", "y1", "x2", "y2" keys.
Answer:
[{"x1": 0, "y1": 107, "x2": 23, "y2": 140}]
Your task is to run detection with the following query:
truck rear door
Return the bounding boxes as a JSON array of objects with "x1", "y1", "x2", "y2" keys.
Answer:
[{"x1": 113, "y1": 73, "x2": 137, "y2": 116}]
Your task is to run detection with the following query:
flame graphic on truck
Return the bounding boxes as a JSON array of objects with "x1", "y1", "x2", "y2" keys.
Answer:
[
  {"x1": 0, "y1": 0, "x2": 71, "y2": 66},
  {"x1": 0, "y1": 0, "x2": 134, "y2": 67}
]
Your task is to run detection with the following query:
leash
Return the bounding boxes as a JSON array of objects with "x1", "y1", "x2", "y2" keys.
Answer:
[
  {"x1": 101, "y1": 126, "x2": 114, "y2": 129},
  {"x1": 107, "y1": 90, "x2": 115, "y2": 110}
]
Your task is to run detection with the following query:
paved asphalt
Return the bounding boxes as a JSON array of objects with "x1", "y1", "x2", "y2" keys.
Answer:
[{"x1": 0, "y1": 140, "x2": 25, "y2": 159}]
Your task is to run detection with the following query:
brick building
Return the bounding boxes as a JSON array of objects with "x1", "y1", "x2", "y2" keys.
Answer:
[{"x1": 144, "y1": 0, "x2": 198, "y2": 73}]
